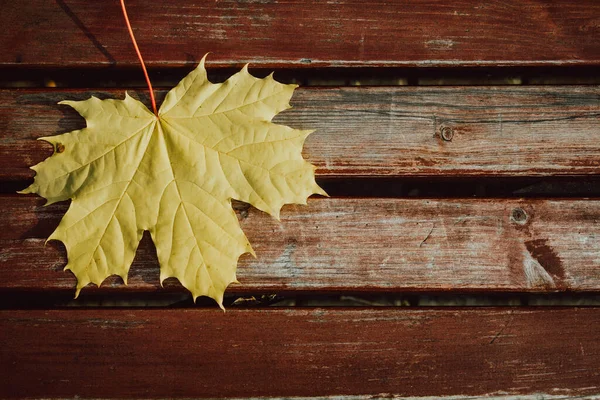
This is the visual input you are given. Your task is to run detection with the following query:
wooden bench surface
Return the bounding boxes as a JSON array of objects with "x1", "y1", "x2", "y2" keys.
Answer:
[
  {"x1": 2, "y1": 86, "x2": 600, "y2": 181},
  {"x1": 2, "y1": 1, "x2": 600, "y2": 398},
  {"x1": 4, "y1": 196, "x2": 600, "y2": 294},
  {"x1": 2, "y1": 0, "x2": 599, "y2": 68},
  {"x1": 2, "y1": 308, "x2": 600, "y2": 398}
]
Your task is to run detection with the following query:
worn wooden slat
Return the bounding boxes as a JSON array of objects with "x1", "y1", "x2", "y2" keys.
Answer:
[
  {"x1": 3, "y1": 195, "x2": 600, "y2": 294},
  {"x1": 2, "y1": 86, "x2": 600, "y2": 182},
  {"x1": 2, "y1": 0, "x2": 599, "y2": 68},
  {"x1": 1, "y1": 308, "x2": 599, "y2": 398}
]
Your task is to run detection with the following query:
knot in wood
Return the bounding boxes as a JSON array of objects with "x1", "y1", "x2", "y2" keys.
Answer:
[
  {"x1": 511, "y1": 207, "x2": 528, "y2": 224},
  {"x1": 440, "y1": 126, "x2": 454, "y2": 141}
]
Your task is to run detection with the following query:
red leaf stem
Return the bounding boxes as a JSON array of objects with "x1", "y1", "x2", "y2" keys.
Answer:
[{"x1": 120, "y1": 0, "x2": 158, "y2": 116}]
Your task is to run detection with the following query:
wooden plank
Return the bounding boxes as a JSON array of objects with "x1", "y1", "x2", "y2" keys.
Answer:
[
  {"x1": 3, "y1": 195, "x2": 600, "y2": 294},
  {"x1": 2, "y1": 86, "x2": 600, "y2": 182},
  {"x1": 2, "y1": 0, "x2": 599, "y2": 68},
  {"x1": 1, "y1": 308, "x2": 599, "y2": 398}
]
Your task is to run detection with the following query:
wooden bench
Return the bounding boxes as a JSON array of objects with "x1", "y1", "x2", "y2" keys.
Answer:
[{"x1": 2, "y1": 1, "x2": 600, "y2": 398}]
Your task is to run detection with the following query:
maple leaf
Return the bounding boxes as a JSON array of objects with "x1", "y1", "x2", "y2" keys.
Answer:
[{"x1": 21, "y1": 55, "x2": 326, "y2": 308}]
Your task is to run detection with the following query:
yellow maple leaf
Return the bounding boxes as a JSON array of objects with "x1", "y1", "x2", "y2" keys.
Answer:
[{"x1": 21, "y1": 55, "x2": 326, "y2": 308}]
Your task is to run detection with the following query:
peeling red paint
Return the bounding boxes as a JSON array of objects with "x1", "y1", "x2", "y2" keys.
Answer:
[{"x1": 524, "y1": 238, "x2": 566, "y2": 282}]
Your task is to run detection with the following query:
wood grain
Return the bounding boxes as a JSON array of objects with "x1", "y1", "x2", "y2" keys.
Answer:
[
  {"x1": 4, "y1": 195, "x2": 600, "y2": 294},
  {"x1": 2, "y1": 86, "x2": 600, "y2": 183},
  {"x1": 2, "y1": 0, "x2": 599, "y2": 68},
  {"x1": 1, "y1": 308, "x2": 599, "y2": 398}
]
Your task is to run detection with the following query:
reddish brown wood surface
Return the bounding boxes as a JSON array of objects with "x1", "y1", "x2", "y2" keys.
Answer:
[
  {"x1": 3, "y1": 195, "x2": 600, "y2": 294},
  {"x1": 2, "y1": 0, "x2": 599, "y2": 68},
  {"x1": 2, "y1": 86, "x2": 600, "y2": 182},
  {"x1": 1, "y1": 308, "x2": 599, "y2": 398}
]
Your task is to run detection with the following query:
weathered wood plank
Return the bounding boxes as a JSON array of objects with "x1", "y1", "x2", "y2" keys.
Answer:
[
  {"x1": 2, "y1": 86, "x2": 600, "y2": 182},
  {"x1": 2, "y1": 0, "x2": 599, "y2": 68},
  {"x1": 3, "y1": 195, "x2": 600, "y2": 294},
  {"x1": 1, "y1": 308, "x2": 599, "y2": 398}
]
